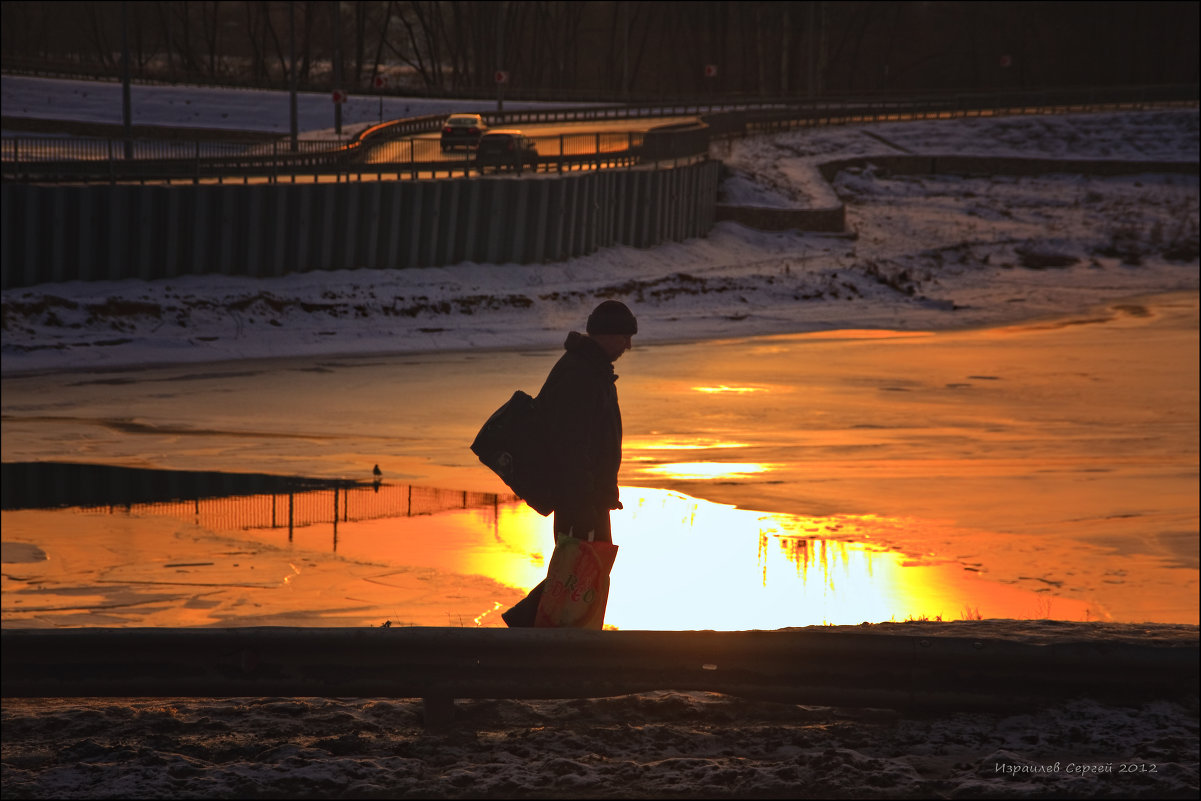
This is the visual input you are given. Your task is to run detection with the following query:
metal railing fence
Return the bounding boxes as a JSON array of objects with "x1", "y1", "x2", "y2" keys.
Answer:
[{"x1": 1, "y1": 129, "x2": 659, "y2": 184}]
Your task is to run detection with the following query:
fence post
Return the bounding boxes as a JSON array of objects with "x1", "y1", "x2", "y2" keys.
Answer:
[{"x1": 333, "y1": 489, "x2": 339, "y2": 549}]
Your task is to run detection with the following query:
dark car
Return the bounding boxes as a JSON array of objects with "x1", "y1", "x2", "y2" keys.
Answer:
[
  {"x1": 475, "y1": 129, "x2": 539, "y2": 173},
  {"x1": 440, "y1": 113, "x2": 487, "y2": 151}
]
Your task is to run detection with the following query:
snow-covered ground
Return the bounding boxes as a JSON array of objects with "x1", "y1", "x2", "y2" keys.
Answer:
[
  {"x1": 0, "y1": 73, "x2": 591, "y2": 138},
  {"x1": 1, "y1": 76, "x2": 1198, "y2": 800}
]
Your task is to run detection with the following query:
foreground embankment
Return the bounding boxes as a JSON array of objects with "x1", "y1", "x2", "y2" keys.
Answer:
[{"x1": 2, "y1": 621, "x2": 1197, "y2": 799}]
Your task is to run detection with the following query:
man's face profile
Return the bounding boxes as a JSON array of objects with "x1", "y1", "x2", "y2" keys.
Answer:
[{"x1": 591, "y1": 333, "x2": 633, "y2": 362}]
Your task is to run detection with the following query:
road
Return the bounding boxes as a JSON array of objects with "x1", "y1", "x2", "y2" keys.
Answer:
[
  {"x1": 363, "y1": 115, "x2": 700, "y2": 165},
  {"x1": 360, "y1": 112, "x2": 701, "y2": 164}
]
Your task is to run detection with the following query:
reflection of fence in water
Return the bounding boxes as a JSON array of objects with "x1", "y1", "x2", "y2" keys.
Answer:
[
  {"x1": 758, "y1": 529, "x2": 881, "y2": 583},
  {"x1": 80, "y1": 483, "x2": 515, "y2": 535},
  {"x1": 759, "y1": 531, "x2": 828, "y2": 578}
]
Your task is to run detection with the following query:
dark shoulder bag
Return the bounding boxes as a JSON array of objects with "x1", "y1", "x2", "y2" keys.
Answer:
[{"x1": 470, "y1": 390, "x2": 556, "y2": 516}]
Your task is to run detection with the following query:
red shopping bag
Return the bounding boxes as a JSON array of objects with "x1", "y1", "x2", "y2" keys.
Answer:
[{"x1": 534, "y1": 535, "x2": 619, "y2": 629}]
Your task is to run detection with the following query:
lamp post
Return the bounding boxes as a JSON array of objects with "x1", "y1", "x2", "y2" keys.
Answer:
[
  {"x1": 289, "y1": 1, "x2": 298, "y2": 152},
  {"x1": 331, "y1": 1, "x2": 343, "y2": 136},
  {"x1": 120, "y1": 1, "x2": 133, "y2": 160},
  {"x1": 496, "y1": 2, "x2": 506, "y2": 114}
]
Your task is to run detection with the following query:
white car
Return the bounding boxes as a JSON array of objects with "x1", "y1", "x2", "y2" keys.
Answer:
[{"x1": 440, "y1": 114, "x2": 487, "y2": 151}]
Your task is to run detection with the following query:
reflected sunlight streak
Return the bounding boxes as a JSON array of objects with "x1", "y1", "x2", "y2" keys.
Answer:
[
  {"x1": 625, "y1": 436, "x2": 750, "y2": 451},
  {"x1": 642, "y1": 463, "x2": 773, "y2": 480},
  {"x1": 692, "y1": 385, "x2": 766, "y2": 394}
]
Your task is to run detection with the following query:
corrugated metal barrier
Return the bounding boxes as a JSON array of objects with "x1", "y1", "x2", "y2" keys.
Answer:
[{"x1": 0, "y1": 159, "x2": 720, "y2": 290}]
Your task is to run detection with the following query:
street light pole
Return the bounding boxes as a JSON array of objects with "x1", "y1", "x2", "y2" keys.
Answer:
[
  {"x1": 331, "y1": 1, "x2": 343, "y2": 136},
  {"x1": 120, "y1": 1, "x2": 133, "y2": 160},
  {"x1": 496, "y1": 1, "x2": 505, "y2": 114},
  {"x1": 289, "y1": 1, "x2": 298, "y2": 152}
]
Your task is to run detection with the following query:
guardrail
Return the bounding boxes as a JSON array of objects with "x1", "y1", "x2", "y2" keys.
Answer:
[
  {"x1": 1, "y1": 126, "x2": 676, "y2": 184},
  {"x1": 1, "y1": 137, "x2": 350, "y2": 184},
  {"x1": 0, "y1": 130, "x2": 657, "y2": 184},
  {"x1": 3, "y1": 626, "x2": 1196, "y2": 731}
]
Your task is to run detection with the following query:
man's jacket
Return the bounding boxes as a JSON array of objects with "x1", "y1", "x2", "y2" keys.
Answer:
[{"x1": 535, "y1": 331, "x2": 622, "y2": 514}]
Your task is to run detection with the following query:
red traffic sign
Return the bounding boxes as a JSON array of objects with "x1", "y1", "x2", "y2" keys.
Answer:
[
  {"x1": 373, "y1": 75, "x2": 387, "y2": 88},
  {"x1": 495, "y1": 70, "x2": 510, "y2": 84},
  {"x1": 704, "y1": 64, "x2": 718, "y2": 78},
  {"x1": 331, "y1": 89, "x2": 348, "y2": 104}
]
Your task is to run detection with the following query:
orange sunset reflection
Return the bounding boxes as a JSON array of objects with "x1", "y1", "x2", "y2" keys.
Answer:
[
  {"x1": 230, "y1": 485, "x2": 1096, "y2": 630},
  {"x1": 598, "y1": 488, "x2": 1096, "y2": 630},
  {"x1": 3, "y1": 483, "x2": 1100, "y2": 630}
]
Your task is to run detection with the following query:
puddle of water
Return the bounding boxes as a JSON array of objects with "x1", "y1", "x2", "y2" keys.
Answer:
[
  {"x1": 2, "y1": 298, "x2": 1195, "y2": 626},
  {"x1": 1, "y1": 463, "x2": 1097, "y2": 630}
]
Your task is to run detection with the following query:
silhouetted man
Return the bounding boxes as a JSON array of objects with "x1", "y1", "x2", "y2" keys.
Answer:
[{"x1": 501, "y1": 300, "x2": 637, "y2": 627}]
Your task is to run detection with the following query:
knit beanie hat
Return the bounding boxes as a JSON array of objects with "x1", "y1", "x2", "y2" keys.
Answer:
[{"x1": 586, "y1": 300, "x2": 638, "y2": 335}]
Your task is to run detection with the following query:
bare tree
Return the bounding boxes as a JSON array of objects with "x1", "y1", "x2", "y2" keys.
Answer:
[
  {"x1": 623, "y1": 1, "x2": 659, "y2": 98},
  {"x1": 82, "y1": 2, "x2": 118, "y2": 70},
  {"x1": 243, "y1": 1, "x2": 267, "y2": 80},
  {"x1": 823, "y1": 1, "x2": 876, "y2": 95},
  {"x1": 390, "y1": 0, "x2": 443, "y2": 89},
  {"x1": 125, "y1": 1, "x2": 156, "y2": 70},
  {"x1": 529, "y1": 1, "x2": 586, "y2": 93},
  {"x1": 262, "y1": 3, "x2": 293, "y2": 83},
  {"x1": 197, "y1": 0, "x2": 221, "y2": 77},
  {"x1": 367, "y1": 1, "x2": 394, "y2": 86},
  {"x1": 351, "y1": 0, "x2": 367, "y2": 85},
  {"x1": 298, "y1": 0, "x2": 317, "y2": 84},
  {"x1": 156, "y1": 1, "x2": 177, "y2": 79},
  {"x1": 1, "y1": 1, "x2": 1198, "y2": 100}
]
